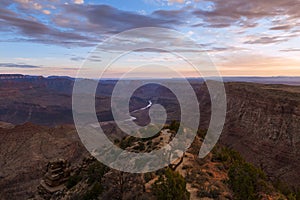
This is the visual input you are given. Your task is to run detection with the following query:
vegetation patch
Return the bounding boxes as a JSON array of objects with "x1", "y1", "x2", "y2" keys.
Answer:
[{"x1": 152, "y1": 168, "x2": 190, "y2": 200}]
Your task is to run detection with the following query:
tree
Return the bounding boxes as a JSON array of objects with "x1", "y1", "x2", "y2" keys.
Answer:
[
  {"x1": 152, "y1": 168, "x2": 190, "y2": 200},
  {"x1": 102, "y1": 170, "x2": 145, "y2": 200},
  {"x1": 169, "y1": 120, "x2": 180, "y2": 132},
  {"x1": 228, "y1": 162, "x2": 266, "y2": 200}
]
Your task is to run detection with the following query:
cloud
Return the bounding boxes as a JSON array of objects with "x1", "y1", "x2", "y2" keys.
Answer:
[
  {"x1": 270, "y1": 25, "x2": 292, "y2": 31},
  {"x1": 88, "y1": 55, "x2": 102, "y2": 62},
  {"x1": 153, "y1": 7, "x2": 189, "y2": 21},
  {"x1": 33, "y1": 2, "x2": 42, "y2": 10},
  {"x1": 0, "y1": 9, "x2": 48, "y2": 35},
  {"x1": 243, "y1": 32, "x2": 298, "y2": 44},
  {"x1": 70, "y1": 56, "x2": 85, "y2": 61},
  {"x1": 197, "y1": 0, "x2": 299, "y2": 20},
  {"x1": 0, "y1": 7, "x2": 93, "y2": 46},
  {"x1": 69, "y1": 54, "x2": 102, "y2": 62},
  {"x1": 0, "y1": 0, "x2": 12, "y2": 7},
  {"x1": 0, "y1": 63, "x2": 41, "y2": 68},
  {"x1": 153, "y1": 0, "x2": 299, "y2": 30},
  {"x1": 1, "y1": 0, "x2": 299, "y2": 50},
  {"x1": 0, "y1": 2, "x2": 185, "y2": 47},
  {"x1": 14, "y1": 0, "x2": 43, "y2": 10},
  {"x1": 190, "y1": 0, "x2": 300, "y2": 32},
  {"x1": 148, "y1": 0, "x2": 189, "y2": 5},
  {"x1": 244, "y1": 36, "x2": 289, "y2": 44},
  {"x1": 74, "y1": 0, "x2": 84, "y2": 4},
  {"x1": 42, "y1": 9, "x2": 51, "y2": 14},
  {"x1": 63, "y1": 4, "x2": 181, "y2": 33},
  {"x1": 280, "y1": 48, "x2": 300, "y2": 52},
  {"x1": 168, "y1": 0, "x2": 185, "y2": 3}
]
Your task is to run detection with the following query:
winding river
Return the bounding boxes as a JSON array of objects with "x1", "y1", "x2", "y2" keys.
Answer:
[{"x1": 124, "y1": 100, "x2": 153, "y2": 121}]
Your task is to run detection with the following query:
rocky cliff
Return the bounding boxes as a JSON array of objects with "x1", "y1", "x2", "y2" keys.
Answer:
[
  {"x1": 220, "y1": 83, "x2": 300, "y2": 187},
  {"x1": 0, "y1": 123, "x2": 88, "y2": 199}
]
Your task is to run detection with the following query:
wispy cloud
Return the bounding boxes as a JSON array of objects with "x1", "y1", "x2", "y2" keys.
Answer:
[
  {"x1": 0, "y1": 63, "x2": 41, "y2": 68},
  {"x1": 244, "y1": 36, "x2": 290, "y2": 44},
  {"x1": 280, "y1": 48, "x2": 300, "y2": 52},
  {"x1": 270, "y1": 25, "x2": 292, "y2": 31}
]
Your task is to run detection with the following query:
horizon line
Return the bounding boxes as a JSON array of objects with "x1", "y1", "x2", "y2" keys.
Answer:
[{"x1": 1, "y1": 73, "x2": 300, "y2": 80}]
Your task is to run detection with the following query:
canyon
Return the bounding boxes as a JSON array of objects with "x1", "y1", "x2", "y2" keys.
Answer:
[{"x1": 0, "y1": 75, "x2": 300, "y2": 198}]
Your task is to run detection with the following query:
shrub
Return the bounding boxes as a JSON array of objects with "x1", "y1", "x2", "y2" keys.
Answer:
[
  {"x1": 197, "y1": 189, "x2": 220, "y2": 198},
  {"x1": 228, "y1": 162, "x2": 267, "y2": 200},
  {"x1": 120, "y1": 136, "x2": 138, "y2": 149},
  {"x1": 212, "y1": 146, "x2": 243, "y2": 165},
  {"x1": 274, "y1": 180, "x2": 300, "y2": 200},
  {"x1": 66, "y1": 174, "x2": 82, "y2": 189},
  {"x1": 144, "y1": 173, "x2": 153, "y2": 183},
  {"x1": 169, "y1": 121, "x2": 180, "y2": 132},
  {"x1": 81, "y1": 182, "x2": 103, "y2": 200},
  {"x1": 87, "y1": 161, "x2": 109, "y2": 185},
  {"x1": 197, "y1": 129, "x2": 207, "y2": 139},
  {"x1": 152, "y1": 168, "x2": 190, "y2": 200},
  {"x1": 146, "y1": 140, "x2": 152, "y2": 146}
]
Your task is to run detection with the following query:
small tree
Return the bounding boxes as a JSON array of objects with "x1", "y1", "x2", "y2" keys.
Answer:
[
  {"x1": 152, "y1": 168, "x2": 190, "y2": 200},
  {"x1": 228, "y1": 162, "x2": 266, "y2": 200},
  {"x1": 169, "y1": 120, "x2": 180, "y2": 132}
]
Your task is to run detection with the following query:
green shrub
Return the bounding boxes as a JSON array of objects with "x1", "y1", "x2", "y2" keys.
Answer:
[
  {"x1": 81, "y1": 182, "x2": 103, "y2": 200},
  {"x1": 144, "y1": 173, "x2": 153, "y2": 183},
  {"x1": 66, "y1": 174, "x2": 82, "y2": 189},
  {"x1": 152, "y1": 168, "x2": 190, "y2": 200},
  {"x1": 169, "y1": 121, "x2": 180, "y2": 132},
  {"x1": 274, "y1": 180, "x2": 300, "y2": 200},
  {"x1": 197, "y1": 129, "x2": 207, "y2": 139},
  {"x1": 212, "y1": 146, "x2": 243, "y2": 165},
  {"x1": 120, "y1": 136, "x2": 138, "y2": 149},
  {"x1": 87, "y1": 161, "x2": 109, "y2": 185},
  {"x1": 211, "y1": 147, "x2": 269, "y2": 199},
  {"x1": 146, "y1": 140, "x2": 152, "y2": 146},
  {"x1": 137, "y1": 142, "x2": 146, "y2": 151},
  {"x1": 197, "y1": 189, "x2": 220, "y2": 198},
  {"x1": 114, "y1": 138, "x2": 120, "y2": 144},
  {"x1": 228, "y1": 162, "x2": 266, "y2": 200}
]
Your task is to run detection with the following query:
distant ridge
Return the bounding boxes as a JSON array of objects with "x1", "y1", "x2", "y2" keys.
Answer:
[
  {"x1": 0, "y1": 74, "x2": 43, "y2": 80},
  {"x1": 222, "y1": 76, "x2": 300, "y2": 85},
  {"x1": 1, "y1": 74, "x2": 300, "y2": 85},
  {"x1": 47, "y1": 75, "x2": 75, "y2": 80}
]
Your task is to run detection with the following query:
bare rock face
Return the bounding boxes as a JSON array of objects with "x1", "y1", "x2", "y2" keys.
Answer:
[
  {"x1": 0, "y1": 121, "x2": 14, "y2": 129},
  {"x1": 220, "y1": 83, "x2": 300, "y2": 186},
  {"x1": 0, "y1": 123, "x2": 88, "y2": 199},
  {"x1": 0, "y1": 77, "x2": 74, "y2": 126}
]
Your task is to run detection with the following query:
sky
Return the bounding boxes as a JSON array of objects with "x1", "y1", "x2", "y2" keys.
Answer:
[{"x1": 0, "y1": 0, "x2": 299, "y2": 78}]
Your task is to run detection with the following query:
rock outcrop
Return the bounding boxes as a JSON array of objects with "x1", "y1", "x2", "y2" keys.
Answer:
[{"x1": 37, "y1": 159, "x2": 71, "y2": 200}]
